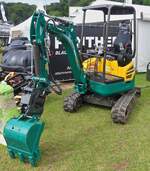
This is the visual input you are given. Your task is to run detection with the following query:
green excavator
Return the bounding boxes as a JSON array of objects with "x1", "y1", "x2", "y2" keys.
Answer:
[
  {"x1": 63, "y1": 5, "x2": 140, "y2": 123},
  {"x1": 3, "y1": 4, "x2": 140, "y2": 166}
]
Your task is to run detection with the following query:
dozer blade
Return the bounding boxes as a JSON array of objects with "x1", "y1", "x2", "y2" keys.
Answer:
[{"x1": 3, "y1": 116, "x2": 44, "y2": 166}]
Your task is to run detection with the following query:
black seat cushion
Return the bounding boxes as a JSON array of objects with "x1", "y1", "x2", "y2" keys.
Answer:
[{"x1": 114, "y1": 21, "x2": 132, "y2": 55}]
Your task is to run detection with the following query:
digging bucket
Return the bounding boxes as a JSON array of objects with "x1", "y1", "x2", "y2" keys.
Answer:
[{"x1": 3, "y1": 116, "x2": 44, "y2": 166}]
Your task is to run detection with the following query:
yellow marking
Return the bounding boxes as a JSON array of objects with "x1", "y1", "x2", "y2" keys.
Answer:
[{"x1": 83, "y1": 57, "x2": 135, "y2": 82}]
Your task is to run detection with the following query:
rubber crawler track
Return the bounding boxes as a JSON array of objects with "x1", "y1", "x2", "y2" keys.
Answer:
[
  {"x1": 64, "y1": 92, "x2": 83, "y2": 112},
  {"x1": 111, "y1": 88, "x2": 141, "y2": 124}
]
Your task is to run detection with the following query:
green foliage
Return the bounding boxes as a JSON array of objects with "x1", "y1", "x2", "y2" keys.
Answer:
[
  {"x1": 47, "y1": 0, "x2": 69, "y2": 16},
  {"x1": 46, "y1": 3, "x2": 62, "y2": 16},
  {"x1": 143, "y1": 0, "x2": 150, "y2": 5},
  {"x1": 70, "y1": 0, "x2": 93, "y2": 6},
  {"x1": 112, "y1": 0, "x2": 150, "y2": 5},
  {"x1": 4, "y1": 3, "x2": 36, "y2": 25},
  {"x1": 46, "y1": 0, "x2": 93, "y2": 17},
  {"x1": 133, "y1": 0, "x2": 143, "y2": 4},
  {"x1": 61, "y1": 0, "x2": 70, "y2": 16}
]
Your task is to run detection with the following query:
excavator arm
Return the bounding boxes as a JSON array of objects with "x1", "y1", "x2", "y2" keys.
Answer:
[
  {"x1": 3, "y1": 10, "x2": 88, "y2": 166},
  {"x1": 30, "y1": 11, "x2": 87, "y2": 94},
  {"x1": 3, "y1": 11, "x2": 63, "y2": 166}
]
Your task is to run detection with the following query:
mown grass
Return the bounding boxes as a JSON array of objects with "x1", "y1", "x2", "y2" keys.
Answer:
[{"x1": 0, "y1": 74, "x2": 150, "y2": 171}]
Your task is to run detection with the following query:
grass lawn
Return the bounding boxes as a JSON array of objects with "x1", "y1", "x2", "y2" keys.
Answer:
[{"x1": 0, "y1": 74, "x2": 150, "y2": 171}]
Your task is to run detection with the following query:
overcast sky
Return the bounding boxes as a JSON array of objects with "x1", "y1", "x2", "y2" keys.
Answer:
[{"x1": 2, "y1": 0, "x2": 60, "y2": 5}]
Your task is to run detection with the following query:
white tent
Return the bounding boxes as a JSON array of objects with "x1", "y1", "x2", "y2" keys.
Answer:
[{"x1": 9, "y1": 16, "x2": 32, "y2": 40}]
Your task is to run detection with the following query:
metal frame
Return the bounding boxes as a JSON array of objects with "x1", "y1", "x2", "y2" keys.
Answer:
[{"x1": 80, "y1": 4, "x2": 136, "y2": 81}]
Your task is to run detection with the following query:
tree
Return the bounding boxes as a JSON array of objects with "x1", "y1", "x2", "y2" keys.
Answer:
[
  {"x1": 4, "y1": 3, "x2": 36, "y2": 25},
  {"x1": 46, "y1": 0, "x2": 69, "y2": 17},
  {"x1": 46, "y1": 0, "x2": 93, "y2": 16},
  {"x1": 133, "y1": 0, "x2": 143, "y2": 4},
  {"x1": 143, "y1": 0, "x2": 150, "y2": 5},
  {"x1": 111, "y1": 0, "x2": 150, "y2": 5},
  {"x1": 46, "y1": 3, "x2": 62, "y2": 16},
  {"x1": 60, "y1": 0, "x2": 69, "y2": 16},
  {"x1": 1, "y1": 0, "x2": 95, "y2": 24},
  {"x1": 69, "y1": 0, "x2": 93, "y2": 6},
  {"x1": 3, "y1": 0, "x2": 150, "y2": 25}
]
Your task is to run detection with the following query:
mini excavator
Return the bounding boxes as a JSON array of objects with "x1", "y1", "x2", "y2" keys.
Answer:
[
  {"x1": 63, "y1": 5, "x2": 140, "y2": 124},
  {"x1": 3, "y1": 4, "x2": 140, "y2": 166}
]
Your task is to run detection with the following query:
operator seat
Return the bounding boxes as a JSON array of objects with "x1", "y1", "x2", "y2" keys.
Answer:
[{"x1": 113, "y1": 21, "x2": 132, "y2": 66}]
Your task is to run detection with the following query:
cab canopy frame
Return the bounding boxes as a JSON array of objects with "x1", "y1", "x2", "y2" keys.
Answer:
[{"x1": 80, "y1": 4, "x2": 136, "y2": 81}]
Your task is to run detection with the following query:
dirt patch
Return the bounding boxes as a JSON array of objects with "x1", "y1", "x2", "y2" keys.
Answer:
[
  {"x1": 112, "y1": 161, "x2": 128, "y2": 171},
  {"x1": 60, "y1": 82, "x2": 73, "y2": 90}
]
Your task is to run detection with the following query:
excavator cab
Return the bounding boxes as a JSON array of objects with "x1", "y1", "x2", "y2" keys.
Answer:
[{"x1": 82, "y1": 5, "x2": 136, "y2": 82}]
